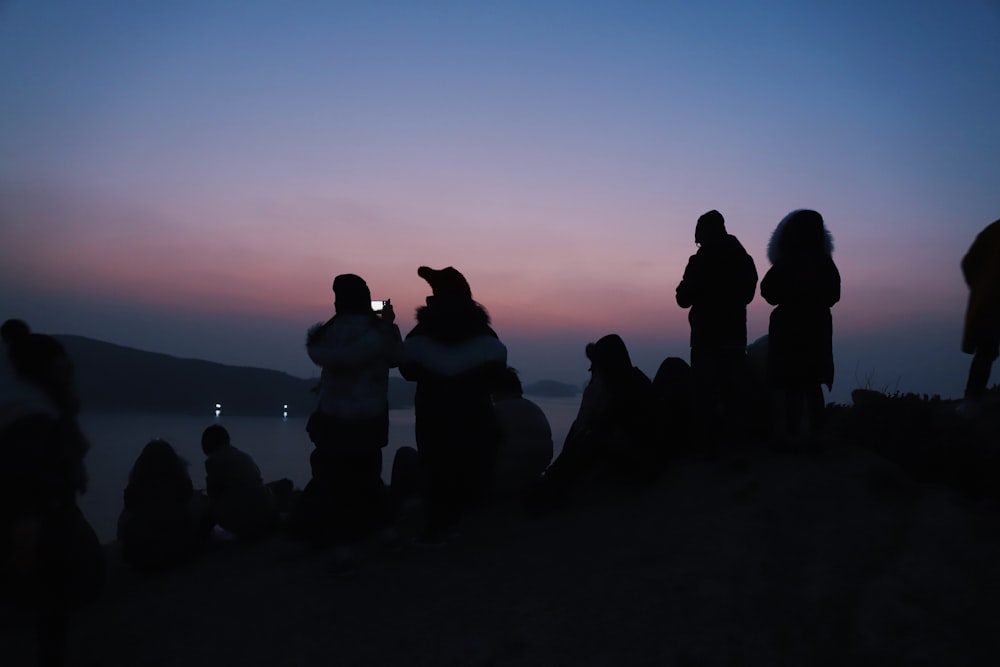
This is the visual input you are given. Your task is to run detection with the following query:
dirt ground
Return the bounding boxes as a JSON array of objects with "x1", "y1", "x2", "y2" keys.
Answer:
[{"x1": 3, "y1": 441, "x2": 1000, "y2": 667}]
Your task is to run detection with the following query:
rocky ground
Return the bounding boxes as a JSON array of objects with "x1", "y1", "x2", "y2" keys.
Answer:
[{"x1": 3, "y1": 419, "x2": 999, "y2": 667}]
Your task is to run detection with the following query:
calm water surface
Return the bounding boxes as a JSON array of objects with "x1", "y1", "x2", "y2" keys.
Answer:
[{"x1": 77, "y1": 396, "x2": 580, "y2": 543}]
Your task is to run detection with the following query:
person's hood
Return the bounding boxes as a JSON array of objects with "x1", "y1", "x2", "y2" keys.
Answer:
[{"x1": 767, "y1": 209, "x2": 834, "y2": 264}]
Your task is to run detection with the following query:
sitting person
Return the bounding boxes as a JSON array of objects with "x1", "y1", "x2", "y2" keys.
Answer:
[
  {"x1": 491, "y1": 367, "x2": 553, "y2": 498},
  {"x1": 651, "y1": 355, "x2": 694, "y2": 458},
  {"x1": 117, "y1": 439, "x2": 211, "y2": 571},
  {"x1": 201, "y1": 424, "x2": 276, "y2": 540},
  {"x1": 529, "y1": 334, "x2": 657, "y2": 507}
]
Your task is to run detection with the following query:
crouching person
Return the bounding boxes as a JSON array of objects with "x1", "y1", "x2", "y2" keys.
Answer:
[
  {"x1": 201, "y1": 425, "x2": 276, "y2": 540},
  {"x1": 528, "y1": 334, "x2": 657, "y2": 509}
]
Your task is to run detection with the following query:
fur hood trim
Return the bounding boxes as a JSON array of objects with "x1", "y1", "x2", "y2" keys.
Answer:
[
  {"x1": 411, "y1": 298, "x2": 494, "y2": 345},
  {"x1": 767, "y1": 209, "x2": 834, "y2": 264},
  {"x1": 403, "y1": 335, "x2": 507, "y2": 378}
]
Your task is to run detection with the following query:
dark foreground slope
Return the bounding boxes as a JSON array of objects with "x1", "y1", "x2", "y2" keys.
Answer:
[{"x1": 2, "y1": 432, "x2": 999, "y2": 666}]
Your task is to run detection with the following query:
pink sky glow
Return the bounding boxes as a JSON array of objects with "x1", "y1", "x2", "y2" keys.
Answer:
[{"x1": 2, "y1": 2, "x2": 998, "y2": 403}]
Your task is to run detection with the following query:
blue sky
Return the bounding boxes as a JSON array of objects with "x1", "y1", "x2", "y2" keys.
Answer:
[{"x1": 2, "y1": 1, "x2": 999, "y2": 402}]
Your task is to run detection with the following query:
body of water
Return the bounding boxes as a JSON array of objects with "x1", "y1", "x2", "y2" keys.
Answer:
[{"x1": 76, "y1": 395, "x2": 581, "y2": 544}]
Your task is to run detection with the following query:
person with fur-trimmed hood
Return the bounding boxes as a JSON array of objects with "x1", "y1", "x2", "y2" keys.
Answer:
[
  {"x1": 760, "y1": 209, "x2": 841, "y2": 437},
  {"x1": 960, "y1": 219, "x2": 1000, "y2": 412},
  {"x1": 399, "y1": 266, "x2": 507, "y2": 546},
  {"x1": 299, "y1": 274, "x2": 402, "y2": 566}
]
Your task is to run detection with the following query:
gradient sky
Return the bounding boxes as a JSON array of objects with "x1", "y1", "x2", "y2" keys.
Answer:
[{"x1": 2, "y1": 1, "x2": 998, "y2": 404}]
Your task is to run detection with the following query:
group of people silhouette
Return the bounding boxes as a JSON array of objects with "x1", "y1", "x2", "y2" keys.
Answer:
[{"x1": 1, "y1": 210, "x2": 998, "y2": 667}]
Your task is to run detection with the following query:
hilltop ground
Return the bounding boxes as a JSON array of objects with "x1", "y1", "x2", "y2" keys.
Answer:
[{"x1": 2, "y1": 395, "x2": 999, "y2": 666}]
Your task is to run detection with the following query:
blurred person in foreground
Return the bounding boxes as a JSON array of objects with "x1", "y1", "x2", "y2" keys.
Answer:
[{"x1": 0, "y1": 319, "x2": 104, "y2": 667}]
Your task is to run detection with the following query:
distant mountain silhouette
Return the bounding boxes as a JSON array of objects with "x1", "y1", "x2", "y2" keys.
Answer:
[
  {"x1": 523, "y1": 379, "x2": 580, "y2": 398},
  {"x1": 55, "y1": 335, "x2": 416, "y2": 416}
]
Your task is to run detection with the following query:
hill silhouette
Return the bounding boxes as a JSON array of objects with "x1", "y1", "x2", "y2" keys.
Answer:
[
  {"x1": 56, "y1": 335, "x2": 416, "y2": 416},
  {"x1": 523, "y1": 379, "x2": 579, "y2": 398}
]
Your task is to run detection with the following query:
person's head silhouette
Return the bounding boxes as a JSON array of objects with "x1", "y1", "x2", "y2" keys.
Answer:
[{"x1": 694, "y1": 210, "x2": 726, "y2": 246}]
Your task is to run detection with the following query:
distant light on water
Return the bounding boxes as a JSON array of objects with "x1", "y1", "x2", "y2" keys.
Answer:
[
  {"x1": 283, "y1": 404, "x2": 288, "y2": 420},
  {"x1": 215, "y1": 402, "x2": 221, "y2": 418}
]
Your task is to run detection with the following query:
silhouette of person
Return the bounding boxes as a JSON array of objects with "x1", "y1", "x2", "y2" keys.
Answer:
[
  {"x1": 529, "y1": 334, "x2": 656, "y2": 507},
  {"x1": 201, "y1": 424, "x2": 276, "y2": 540},
  {"x1": 301, "y1": 273, "x2": 402, "y2": 568},
  {"x1": 675, "y1": 210, "x2": 758, "y2": 445},
  {"x1": 116, "y1": 439, "x2": 212, "y2": 571},
  {"x1": 491, "y1": 367, "x2": 553, "y2": 498},
  {"x1": 760, "y1": 209, "x2": 841, "y2": 438},
  {"x1": 651, "y1": 355, "x2": 694, "y2": 458},
  {"x1": 399, "y1": 266, "x2": 507, "y2": 546},
  {"x1": 960, "y1": 219, "x2": 1000, "y2": 412},
  {"x1": 0, "y1": 319, "x2": 104, "y2": 667}
]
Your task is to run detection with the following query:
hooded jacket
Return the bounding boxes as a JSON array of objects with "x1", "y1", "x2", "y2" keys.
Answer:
[
  {"x1": 306, "y1": 313, "x2": 403, "y2": 422},
  {"x1": 400, "y1": 296, "x2": 507, "y2": 447},
  {"x1": 676, "y1": 233, "x2": 758, "y2": 348},
  {"x1": 760, "y1": 210, "x2": 840, "y2": 388}
]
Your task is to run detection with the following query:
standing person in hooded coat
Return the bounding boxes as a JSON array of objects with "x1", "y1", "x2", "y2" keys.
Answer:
[
  {"x1": 760, "y1": 209, "x2": 841, "y2": 438},
  {"x1": 301, "y1": 273, "x2": 402, "y2": 569},
  {"x1": 959, "y1": 219, "x2": 1000, "y2": 413},
  {"x1": 675, "y1": 210, "x2": 758, "y2": 445},
  {"x1": 399, "y1": 266, "x2": 507, "y2": 547}
]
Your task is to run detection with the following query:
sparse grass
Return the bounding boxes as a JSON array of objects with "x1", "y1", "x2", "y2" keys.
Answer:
[{"x1": 824, "y1": 385, "x2": 1000, "y2": 502}]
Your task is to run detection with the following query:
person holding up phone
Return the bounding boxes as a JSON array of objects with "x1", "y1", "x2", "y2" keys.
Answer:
[{"x1": 300, "y1": 274, "x2": 403, "y2": 572}]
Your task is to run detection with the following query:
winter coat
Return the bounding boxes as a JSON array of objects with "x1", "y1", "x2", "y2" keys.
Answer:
[
  {"x1": 578, "y1": 334, "x2": 657, "y2": 458},
  {"x1": 676, "y1": 234, "x2": 758, "y2": 348},
  {"x1": 961, "y1": 219, "x2": 1000, "y2": 354},
  {"x1": 306, "y1": 313, "x2": 402, "y2": 449},
  {"x1": 399, "y1": 297, "x2": 507, "y2": 453},
  {"x1": 760, "y1": 211, "x2": 840, "y2": 389}
]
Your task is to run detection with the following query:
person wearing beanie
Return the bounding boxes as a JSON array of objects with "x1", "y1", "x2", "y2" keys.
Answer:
[
  {"x1": 675, "y1": 210, "x2": 758, "y2": 446},
  {"x1": 399, "y1": 265, "x2": 507, "y2": 547},
  {"x1": 760, "y1": 209, "x2": 841, "y2": 438},
  {"x1": 300, "y1": 273, "x2": 403, "y2": 569}
]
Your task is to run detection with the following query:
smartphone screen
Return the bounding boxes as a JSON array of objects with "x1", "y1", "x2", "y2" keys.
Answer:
[{"x1": 371, "y1": 300, "x2": 388, "y2": 311}]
